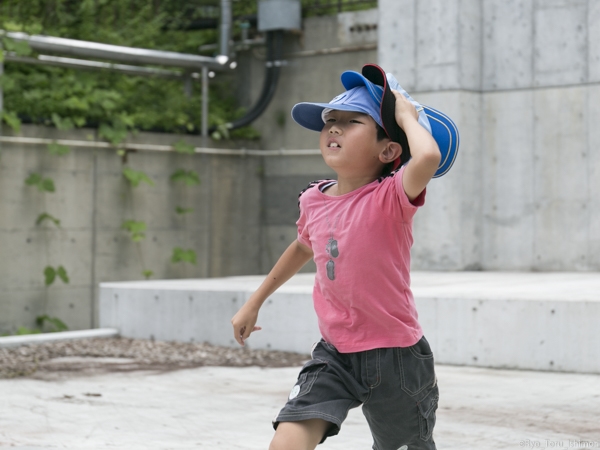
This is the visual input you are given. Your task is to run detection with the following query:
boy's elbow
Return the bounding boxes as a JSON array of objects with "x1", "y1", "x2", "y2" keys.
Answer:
[{"x1": 413, "y1": 143, "x2": 441, "y2": 171}]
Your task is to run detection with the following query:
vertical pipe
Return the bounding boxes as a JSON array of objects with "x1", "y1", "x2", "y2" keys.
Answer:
[
  {"x1": 201, "y1": 66, "x2": 208, "y2": 147},
  {"x1": 219, "y1": 0, "x2": 232, "y2": 59}
]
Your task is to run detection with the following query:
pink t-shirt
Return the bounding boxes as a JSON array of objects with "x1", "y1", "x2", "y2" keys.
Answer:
[{"x1": 297, "y1": 166, "x2": 425, "y2": 353}]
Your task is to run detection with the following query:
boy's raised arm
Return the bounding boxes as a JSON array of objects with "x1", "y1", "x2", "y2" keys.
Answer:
[
  {"x1": 392, "y1": 90, "x2": 441, "y2": 201},
  {"x1": 231, "y1": 239, "x2": 314, "y2": 346}
]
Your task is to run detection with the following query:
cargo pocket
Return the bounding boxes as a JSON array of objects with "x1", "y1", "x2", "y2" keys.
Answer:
[
  {"x1": 288, "y1": 359, "x2": 327, "y2": 401},
  {"x1": 417, "y1": 385, "x2": 439, "y2": 441},
  {"x1": 398, "y1": 337, "x2": 437, "y2": 399}
]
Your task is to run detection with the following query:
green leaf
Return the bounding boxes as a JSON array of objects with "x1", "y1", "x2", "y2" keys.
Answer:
[
  {"x1": 3, "y1": 111, "x2": 21, "y2": 132},
  {"x1": 36, "y1": 213, "x2": 61, "y2": 227},
  {"x1": 170, "y1": 169, "x2": 200, "y2": 186},
  {"x1": 40, "y1": 178, "x2": 56, "y2": 192},
  {"x1": 25, "y1": 173, "x2": 42, "y2": 186},
  {"x1": 25, "y1": 173, "x2": 55, "y2": 192},
  {"x1": 48, "y1": 142, "x2": 71, "y2": 156},
  {"x1": 51, "y1": 113, "x2": 74, "y2": 131},
  {"x1": 57, "y1": 266, "x2": 69, "y2": 284},
  {"x1": 36, "y1": 314, "x2": 68, "y2": 332},
  {"x1": 175, "y1": 206, "x2": 194, "y2": 215},
  {"x1": 16, "y1": 326, "x2": 41, "y2": 335},
  {"x1": 99, "y1": 122, "x2": 128, "y2": 146},
  {"x1": 122, "y1": 220, "x2": 147, "y2": 242},
  {"x1": 122, "y1": 167, "x2": 154, "y2": 188},
  {"x1": 173, "y1": 139, "x2": 195, "y2": 154},
  {"x1": 171, "y1": 247, "x2": 197, "y2": 265},
  {"x1": 2, "y1": 37, "x2": 32, "y2": 56},
  {"x1": 142, "y1": 270, "x2": 154, "y2": 279},
  {"x1": 44, "y1": 266, "x2": 56, "y2": 286}
]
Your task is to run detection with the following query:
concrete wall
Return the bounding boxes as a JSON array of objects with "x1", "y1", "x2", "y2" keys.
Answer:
[
  {"x1": 0, "y1": 125, "x2": 264, "y2": 333},
  {"x1": 237, "y1": 10, "x2": 379, "y2": 270},
  {"x1": 245, "y1": 2, "x2": 600, "y2": 272},
  {"x1": 3, "y1": 3, "x2": 599, "y2": 333},
  {"x1": 377, "y1": 0, "x2": 600, "y2": 271}
]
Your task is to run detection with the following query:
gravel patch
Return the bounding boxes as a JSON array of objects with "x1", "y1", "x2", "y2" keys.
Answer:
[{"x1": 0, "y1": 337, "x2": 310, "y2": 379}]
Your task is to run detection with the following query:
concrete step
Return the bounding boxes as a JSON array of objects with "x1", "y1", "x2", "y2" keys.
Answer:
[{"x1": 99, "y1": 272, "x2": 600, "y2": 374}]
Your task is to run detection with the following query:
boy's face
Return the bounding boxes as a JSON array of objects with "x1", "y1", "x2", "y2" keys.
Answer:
[{"x1": 319, "y1": 110, "x2": 386, "y2": 176}]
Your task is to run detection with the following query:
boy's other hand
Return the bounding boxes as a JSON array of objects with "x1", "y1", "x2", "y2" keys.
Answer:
[
  {"x1": 391, "y1": 89, "x2": 418, "y2": 130},
  {"x1": 231, "y1": 302, "x2": 262, "y2": 346}
]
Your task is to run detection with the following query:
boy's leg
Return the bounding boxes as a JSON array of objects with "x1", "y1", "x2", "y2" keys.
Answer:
[
  {"x1": 269, "y1": 419, "x2": 332, "y2": 450},
  {"x1": 362, "y1": 338, "x2": 439, "y2": 450}
]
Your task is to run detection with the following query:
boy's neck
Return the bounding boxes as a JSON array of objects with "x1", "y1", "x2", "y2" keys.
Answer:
[{"x1": 327, "y1": 175, "x2": 379, "y2": 196}]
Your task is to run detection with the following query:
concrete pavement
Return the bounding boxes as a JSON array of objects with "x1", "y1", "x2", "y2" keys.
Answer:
[{"x1": 1, "y1": 362, "x2": 599, "y2": 449}]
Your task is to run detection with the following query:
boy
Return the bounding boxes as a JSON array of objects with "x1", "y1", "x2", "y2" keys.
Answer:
[{"x1": 232, "y1": 64, "x2": 451, "y2": 450}]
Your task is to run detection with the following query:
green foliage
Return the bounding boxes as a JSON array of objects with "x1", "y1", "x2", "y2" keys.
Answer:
[
  {"x1": 36, "y1": 314, "x2": 68, "y2": 332},
  {"x1": 142, "y1": 269, "x2": 154, "y2": 279},
  {"x1": 171, "y1": 247, "x2": 197, "y2": 265},
  {"x1": 9, "y1": 315, "x2": 68, "y2": 335},
  {"x1": 25, "y1": 173, "x2": 55, "y2": 192},
  {"x1": 122, "y1": 220, "x2": 147, "y2": 242},
  {"x1": 99, "y1": 118, "x2": 132, "y2": 146},
  {"x1": 2, "y1": 111, "x2": 21, "y2": 132},
  {"x1": 170, "y1": 169, "x2": 200, "y2": 186},
  {"x1": 173, "y1": 139, "x2": 195, "y2": 155},
  {"x1": 47, "y1": 142, "x2": 70, "y2": 156},
  {"x1": 15, "y1": 326, "x2": 41, "y2": 335},
  {"x1": 175, "y1": 206, "x2": 194, "y2": 215},
  {"x1": 36, "y1": 212, "x2": 61, "y2": 227},
  {"x1": 51, "y1": 113, "x2": 75, "y2": 131},
  {"x1": 122, "y1": 167, "x2": 154, "y2": 187},
  {"x1": 1, "y1": 36, "x2": 32, "y2": 56},
  {"x1": 44, "y1": 265, "x2": 69, "y2": 286},
  {"x1": 0, "y1": 1, "x2": 260, "y2": 138}
]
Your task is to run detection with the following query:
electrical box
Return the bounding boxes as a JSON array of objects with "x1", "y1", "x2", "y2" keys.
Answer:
[{"x1": 258, "y1": 0, "x2": 301, "y2": 32}]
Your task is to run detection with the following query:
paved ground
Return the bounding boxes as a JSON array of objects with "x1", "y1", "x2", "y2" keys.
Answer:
[{"x1": 1, "y1": 361, "x2": 599, "y2": 449}]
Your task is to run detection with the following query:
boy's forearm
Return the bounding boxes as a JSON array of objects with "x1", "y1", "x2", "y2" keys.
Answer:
[
  {"x1": 405, "y1": 119, "x2": 441, "y2": 166},
  {"x1": 245, "y1": 239, "x2": 313, "y2": 310}
]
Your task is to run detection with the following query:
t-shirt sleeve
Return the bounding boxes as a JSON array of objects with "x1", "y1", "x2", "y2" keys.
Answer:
[
  {"x1": 296, "y1": 189, "x2": 312, "y2": 248},
  {"x1": 378, "y1": 166, "x2": 426, "y2": 222}
]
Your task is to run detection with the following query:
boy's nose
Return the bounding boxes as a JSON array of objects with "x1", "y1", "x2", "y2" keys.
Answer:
[{"x1": 329, "y1": 125, "x2": 342, "y2": 134}]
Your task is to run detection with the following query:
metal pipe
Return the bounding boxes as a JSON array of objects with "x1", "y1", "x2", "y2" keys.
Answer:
[
  {"x1": 5, "y1": 53, "x2": 185, "y2": 79},
  {"x1": 219, "y1": 0, "x2": 232, "y2": 60},
  {"x1": 2, "y1": 31, "x2": 228, "y2": 71},
  {"x1": 202, "y1": 66, "x2": 209, "y2": 144}
]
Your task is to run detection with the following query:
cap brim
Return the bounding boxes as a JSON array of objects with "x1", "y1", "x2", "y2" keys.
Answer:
[
  {"x1": 423, "y1": 105, "x2": 460, "y2": 178},
  {"x1": 291, "y1": 101, "x2": 379, "y2": 132}
]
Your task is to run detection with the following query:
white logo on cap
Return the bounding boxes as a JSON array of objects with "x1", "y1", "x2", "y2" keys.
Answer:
[{"x1": 331, "y1": 93, "x2": 347, "y2": 103}]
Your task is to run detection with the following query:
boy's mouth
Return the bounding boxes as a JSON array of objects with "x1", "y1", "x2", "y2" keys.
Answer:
[{"x1": 327, "y1": 140, "x2": 341, "y2": 148}]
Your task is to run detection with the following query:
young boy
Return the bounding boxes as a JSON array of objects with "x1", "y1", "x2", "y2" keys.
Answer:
[{"x1": 232, "y1": 64, "x2": 446, "y2": 450}]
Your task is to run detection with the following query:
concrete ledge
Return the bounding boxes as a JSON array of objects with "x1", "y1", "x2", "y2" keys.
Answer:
[
  {"x1": 0, "y1": 328, "x2": 120, "y2": 348},
  {"x1": 99, "y1": 272, "x2": 600, "y2": 373}
]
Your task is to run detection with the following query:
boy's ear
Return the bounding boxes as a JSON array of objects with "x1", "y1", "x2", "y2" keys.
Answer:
[{"x1": 379, "y1": 141, "x2": 402, "y2": 164}]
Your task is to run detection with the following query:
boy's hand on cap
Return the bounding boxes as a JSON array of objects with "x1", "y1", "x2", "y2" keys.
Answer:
[{"x1": 391, "y1": 89, "x2": 418, "y2": 130}]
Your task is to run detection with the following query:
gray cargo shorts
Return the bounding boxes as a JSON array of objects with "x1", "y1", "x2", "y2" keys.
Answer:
[{"x1": 273, "y1": 337, "x2": 439, "y2": 450}]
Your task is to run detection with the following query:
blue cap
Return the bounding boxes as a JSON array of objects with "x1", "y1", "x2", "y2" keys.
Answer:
[
  {"x1": 291, "y1": 64, "x2": 460, "y2": 178},
  {"x1": 291, "y1": 86, "x2": 383, "y2": 132}
]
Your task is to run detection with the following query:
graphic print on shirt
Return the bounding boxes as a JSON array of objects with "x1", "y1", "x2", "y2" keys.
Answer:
[
  {"x1": 325, "y1": 237, "x2": 339, "y2": 280},
  {"x1": 321, "y1": 182, "x2": 344, "y2": 281}
]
